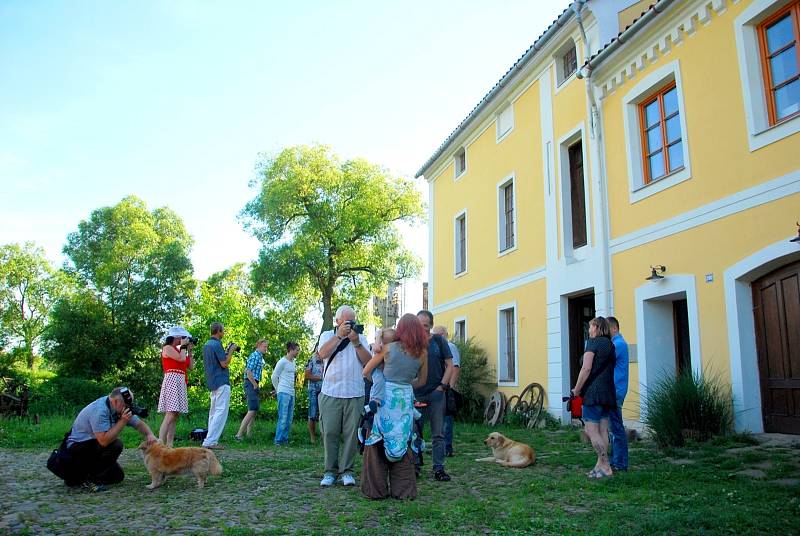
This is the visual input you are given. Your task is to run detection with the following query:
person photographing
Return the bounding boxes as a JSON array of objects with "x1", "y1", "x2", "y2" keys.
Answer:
[
  {"x1": 49, "y1": 387, "x2": 157, "y2": 492},
  {"x1": 317, "y1": 305, "x2": 371, "y2": 487}
]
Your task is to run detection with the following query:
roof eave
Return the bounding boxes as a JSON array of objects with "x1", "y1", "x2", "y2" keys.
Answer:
[{"x1": 414, "y1": 3, "x2": 579, "y2": 180}]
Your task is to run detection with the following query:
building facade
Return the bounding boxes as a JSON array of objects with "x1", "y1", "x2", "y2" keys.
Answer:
[{"x1": 416, "y1": 0, "x2": 800, "y2": 434}]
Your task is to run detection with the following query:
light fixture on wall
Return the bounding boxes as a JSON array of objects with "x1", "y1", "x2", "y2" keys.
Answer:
[
  {"x1": 646, "y1": 265, "x2": 667, "y2": 281},
  {"x1": 791, "y1": 222, "x2": 800, "y2": 243}
]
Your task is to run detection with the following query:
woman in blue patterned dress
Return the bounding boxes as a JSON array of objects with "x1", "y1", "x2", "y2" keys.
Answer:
[{"x1": 360, "y1": 313, "x2": 428, "y2": 500}]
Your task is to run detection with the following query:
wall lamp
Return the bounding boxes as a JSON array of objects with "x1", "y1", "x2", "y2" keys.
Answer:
[
  {"x1": 791, "y1": 222, "x2": 800, "y2": 244},
  {"x1": 646, "y1": 265, "x2": 667, "y2": 281}
]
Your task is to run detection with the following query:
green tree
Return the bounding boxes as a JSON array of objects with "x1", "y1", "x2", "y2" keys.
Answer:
[
  {"x1": 46, "y1": 196, "x2": 194, "y2": 380},
  {"x1": 241, "y1": 144, "x2": 424, "y2": 330},
  {"x1": 0, "y1": 242, "x2": 70, "y2": 369},
  {"x1": 185, "y1": 263, "x2": 310, "y2": 414}
]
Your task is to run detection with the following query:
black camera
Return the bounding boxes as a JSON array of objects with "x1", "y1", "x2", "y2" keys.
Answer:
[
  {"x1": 227, "y1": 343, "x2": 241, "y2": 353},
  {"x1": 119, "y1": 387, "x2": 149, "y2": 418},
  {"x1": 345, "y1": 320, "x2": 364, "y2": 334},
  {"x1": 180, "y1": 336, "x2": 198, "y2": 350}
]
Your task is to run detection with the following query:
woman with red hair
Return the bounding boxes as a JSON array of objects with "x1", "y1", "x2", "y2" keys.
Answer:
[{"x1": 360, "y1": 313, "x2": 428, "y2": 499}]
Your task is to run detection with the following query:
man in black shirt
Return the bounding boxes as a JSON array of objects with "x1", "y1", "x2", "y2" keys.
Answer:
[{"x1": 414, "y1": 310, "x2": 455, "y2": 482}]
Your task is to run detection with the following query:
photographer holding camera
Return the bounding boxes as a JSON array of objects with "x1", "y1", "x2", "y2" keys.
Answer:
[
  {"x1": 51, "y1": 387, "x2": 157, "y2": 492},
  {"x1": 317, "y1": 305, "x2": 371, "y2": 487},
  {"x1": 157, "y1": 325, "x2": 195, "y2": 447},
  {"x1": 202, "y1": 322, "x2": 239, "y2": 450}
]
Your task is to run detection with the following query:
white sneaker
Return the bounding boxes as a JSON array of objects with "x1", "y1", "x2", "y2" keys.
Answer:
[
  {"x1": 320, "y1": 474, "x2": 336, "y2": 487},
  {"x1": 340, "y1": 474, "x2": 356, "y2": 486}
]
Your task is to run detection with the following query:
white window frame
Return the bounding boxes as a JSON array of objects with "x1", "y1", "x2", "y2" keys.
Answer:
[
  {"x1": 454, "y1": 210, "x2": 467, "y2": 277},
  {"x1": 554, "y1": 38, "x2": 579, "y2": 88},
  {"x1": 622, "y1": 60, "x2": 692, "y2": 204},
  {"x1": 454, "y1": 147, "x2": 467, "y2": 179},
  {"x1": 735, "y1": 0, "x2": 800, "y2": 152},
  {"x1": 496, "y1": 104, "x2": 514, "y2": 143},
  {"x1": 453, "y1": 317, "x2": 467, "y2": 344},
  {"x1": 497, "y1": 302, "x2": 518, "y2": 386},
  {"x1": 496, "y1": 173, "x2": 517, "y2": 256},
  {"x1": 557, "y1": 124, "x2": 590, "y2": 261}
]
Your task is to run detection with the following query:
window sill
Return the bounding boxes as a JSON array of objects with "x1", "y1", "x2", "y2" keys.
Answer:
[
  {"x1": 565, "y1": 244, "x2": 589, "y2": 264},
  {"x1": 454, "y1": 169, "x2": 466, "y2": 181},
  {"x1": 630, "y1": 165, "x2": 692, "y2": 204},
  {"x1": 496, "y1": 127, "x2": 514, "y2": 144},
  {"x1": 555, "y1": 71, "x2": 577, "y2": 94},
  {"x1": 454, "y1": 270, "x2": 468, "y2": 279},
  {"x1": 749, "y1": 112, "x2": 800, "y2": 152},
  {"x1": 498, "y1": 380, "x2": 519, "y2": 388},
  {"x1": 498, "y1": 245, "x2": 517, "y2": 258}
]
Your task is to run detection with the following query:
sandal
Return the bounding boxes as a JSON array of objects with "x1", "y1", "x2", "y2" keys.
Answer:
[{"x1": 590, "y1": 470, "x2": 613, "y2": 479}]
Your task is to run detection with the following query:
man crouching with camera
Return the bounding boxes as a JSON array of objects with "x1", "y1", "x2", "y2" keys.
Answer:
[{"x1": 55, "y1": 387, "x2": 157, "y2": 492}]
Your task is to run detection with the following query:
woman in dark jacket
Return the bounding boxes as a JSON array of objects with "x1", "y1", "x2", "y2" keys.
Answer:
[{"x1": 572, "y1": 316, "x2": 616, "y2": 479}]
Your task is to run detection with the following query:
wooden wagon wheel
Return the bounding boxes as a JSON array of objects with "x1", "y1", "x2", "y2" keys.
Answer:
[
  {"x1": 517, "y1": 382, "x2": 545, "y2": 428},
  {"x1": 484, "y1": 391, "x2": 506, "y2": 426},
  {"x1": 505, "y1": 395, "x2": 520, "y2": 417}
]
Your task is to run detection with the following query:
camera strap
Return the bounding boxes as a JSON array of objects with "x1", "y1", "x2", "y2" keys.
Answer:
[{"x1": 323, "y1": 336, "x2": 351, "y2": 379}]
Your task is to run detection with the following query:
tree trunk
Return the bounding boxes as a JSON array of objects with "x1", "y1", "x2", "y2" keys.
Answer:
[{"x1": 321, "y1": 286, "x2": 334, "y2": 333}]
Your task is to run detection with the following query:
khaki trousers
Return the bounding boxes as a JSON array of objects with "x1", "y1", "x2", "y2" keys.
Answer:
[{"x1": 319, "y1": 393, "x2": 363, "y2": 477}]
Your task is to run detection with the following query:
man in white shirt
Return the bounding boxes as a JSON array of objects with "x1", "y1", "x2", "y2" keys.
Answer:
[{"x1": 317, "y1": 305, "x2": 371, "y2": 487}]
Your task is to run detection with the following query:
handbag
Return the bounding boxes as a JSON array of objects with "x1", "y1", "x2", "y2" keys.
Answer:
[
  {"x1": 46, "y1": 430, "x2": 81, "y2": 482},
  {"x1": 445, "y1": 388, "x2": 463, "y2": 416},
  {"x1": 564, "y1": 395, "x2": 584, "y2": 418}
]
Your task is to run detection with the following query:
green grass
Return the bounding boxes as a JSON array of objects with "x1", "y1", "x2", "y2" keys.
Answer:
[{"x1": 1, "y1": 414, "x2": 798, "y2": 535}]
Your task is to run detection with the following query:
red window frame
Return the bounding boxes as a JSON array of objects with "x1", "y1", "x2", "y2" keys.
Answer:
[
  {"x1": 757, "y1": 1, "x2": 800, "y2": 126},
  {"x1": 638, "y1": 81, "x2": 683, "y2": 185}
]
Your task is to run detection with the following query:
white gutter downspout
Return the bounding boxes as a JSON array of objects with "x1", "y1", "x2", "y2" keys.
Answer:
[{"x1": 574, "y1": 0, "x2": 613, "y2": 316}]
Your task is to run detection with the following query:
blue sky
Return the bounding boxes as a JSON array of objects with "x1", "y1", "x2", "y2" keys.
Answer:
[{"x1": 0, "y1": 0, "x2": 571, "y2": 279}]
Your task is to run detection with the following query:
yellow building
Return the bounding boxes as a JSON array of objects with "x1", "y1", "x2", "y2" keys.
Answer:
[{"x1": 416, "y1": 0, "x2": 800, "y2": 434}]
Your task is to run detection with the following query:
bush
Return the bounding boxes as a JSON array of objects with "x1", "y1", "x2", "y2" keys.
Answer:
[
  {"x1": 644, "y1": 370, "x2": 733, "y2": 447},
  {"x1": 29, "y1": 376, "x2": 113, "y2": 415},
  {"x1": 453, "y1": 337, "x2": 495, "y2": 422}
]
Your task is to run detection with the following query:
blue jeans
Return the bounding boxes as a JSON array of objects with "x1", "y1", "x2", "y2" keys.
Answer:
[
  {"x1": 307, "y1": 387, "x2": 321, "y2": 421},
  {"x1": 608, "y1": 404, "x2": 628, "y2": 469},
  {"x1": 444, "y1": 415, "x2": 454, "y2": 450},
  {"x1": 415, "y1": 389, "x2": 446, "y2": 471},
  {"x1": 275, "y1": 392, "x2": 295, "y2": 445}
]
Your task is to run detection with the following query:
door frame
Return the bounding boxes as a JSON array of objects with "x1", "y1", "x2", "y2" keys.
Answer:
[
  {"x1": 635, "y1": 274, "x2": 702, "y2": 419},
  {"x1": 724, "y1": 239, "x2": 800, "y2": 433}
]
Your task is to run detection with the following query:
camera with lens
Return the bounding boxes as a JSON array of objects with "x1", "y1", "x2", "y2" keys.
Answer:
[
  {"x1": 119, "y1": 387, "x2": 149, "y2": 418},
  {"x1": 345, "y1": 320, "x2": 365, "y2": 334},
  {"x1": 226, "y1": 342, "x2": 241, "y2": 353},
  {"x1": 180, "y1": 336, "x2": 198, "y2": 350}
]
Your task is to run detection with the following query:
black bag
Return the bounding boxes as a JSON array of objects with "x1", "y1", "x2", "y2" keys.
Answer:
[
  {"x1": 46, "y1": 430, "x2": 80, "y2": 482},
  {"x1": 445, "y1": 388, "x2": 464, "y2": 417},
  {"x1": 189, "y1": 428, "x2": 208, "y2": 441}
]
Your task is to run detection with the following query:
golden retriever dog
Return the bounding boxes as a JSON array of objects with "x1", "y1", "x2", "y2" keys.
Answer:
[
  {"x1": 139, "y1": 441, "x2": 223, "y2": 489},
  {"x1": 476, "y1": 432, "x2": 536, "y2": 468}
]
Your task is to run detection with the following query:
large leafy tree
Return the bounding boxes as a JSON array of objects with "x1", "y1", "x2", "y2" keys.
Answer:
[
  {"x1": 46, "y1": 196, "x2": 194, "y2": 379},
  {"x1": 0, "y1": 242, "x2": 69, "y2": 369},
  {"x1": 241, "y1": 144, "x2": 424, "y2": 330},
  {"x1": 185, "y1": 263, "x2": 310, "y2": 413}
]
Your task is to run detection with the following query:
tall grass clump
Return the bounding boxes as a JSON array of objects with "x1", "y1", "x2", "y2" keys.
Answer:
[
  {"x1": 644, "y1": 370, "x2": 733, "y2": 447},
  {"x1": 453, "y1": 337, "x2": 495, "y2": 422}
]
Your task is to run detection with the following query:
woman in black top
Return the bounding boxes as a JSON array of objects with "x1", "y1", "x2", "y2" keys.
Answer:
[{"x1": 572, "y1": 316, "x2": 617, "y2": 479}]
